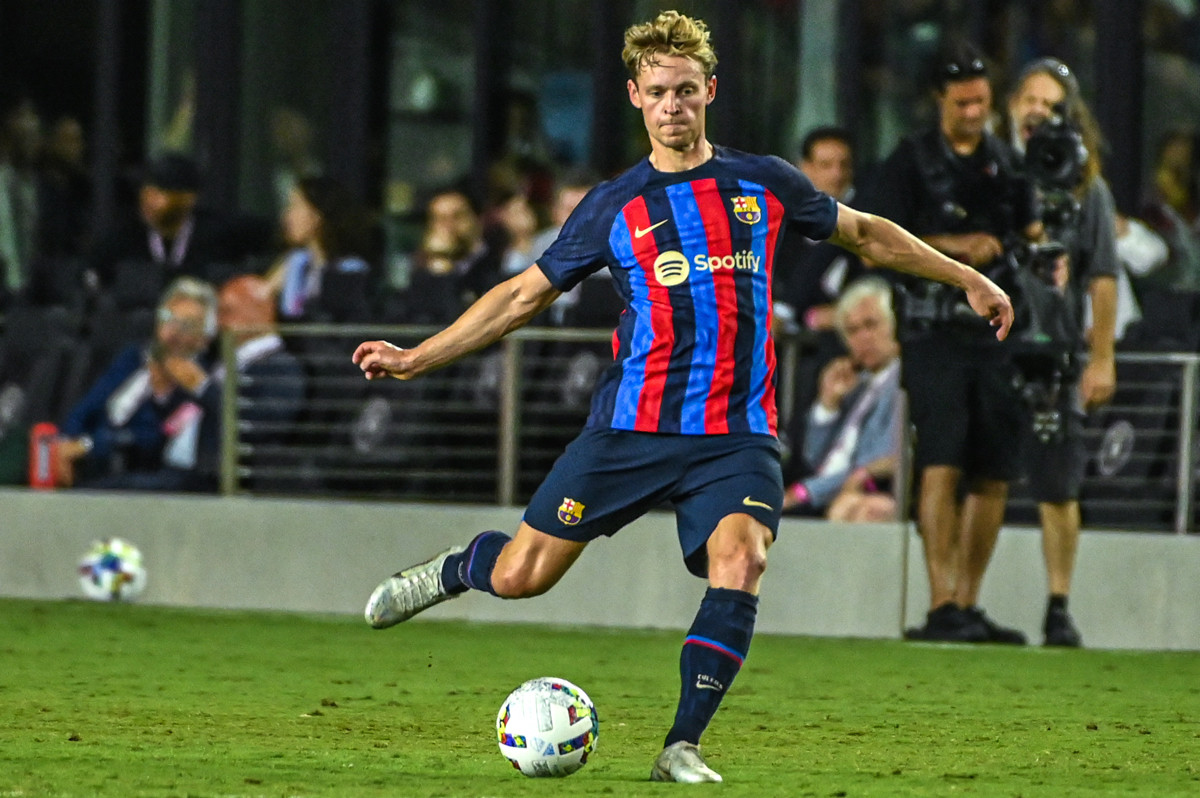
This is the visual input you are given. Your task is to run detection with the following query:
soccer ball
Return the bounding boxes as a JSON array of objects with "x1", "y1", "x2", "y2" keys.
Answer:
[
  {"x1": 496, "y1": 677, "x2": 598, "y2": 777},
  {"x1": 78, "y1": 538, "x2": 147, "y2": 602}
]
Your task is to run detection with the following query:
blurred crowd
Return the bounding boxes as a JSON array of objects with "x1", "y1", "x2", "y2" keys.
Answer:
[{"x1": 1, "y1": 52, "x2": 1199, "y2": 514}]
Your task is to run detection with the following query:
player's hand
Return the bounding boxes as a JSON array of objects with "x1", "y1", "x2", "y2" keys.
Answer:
[
  {"x1": 352, "y1": 340, "x2": 412, "y2": 380},
  {"x1": 963, "y1": 273, "x2": 1013, "y2": 341},
  {"x1": 1080, "y1": 356, "x2": 1116, "y2": 409}
]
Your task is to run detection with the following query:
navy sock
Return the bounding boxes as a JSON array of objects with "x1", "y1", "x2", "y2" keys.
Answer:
[
  {"x1": 440, "y1": 531, "x2": 510, "y2": 596},
  {"x1": 664, "y1": 587, "x2": 758, "y2": 748}
]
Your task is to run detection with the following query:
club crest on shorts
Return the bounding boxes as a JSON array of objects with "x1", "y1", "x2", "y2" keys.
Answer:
[
  {"x1": 731, "y1": 195, "x2": 761, "y2": 225},
  {"x1": 558, "y1": 497, "x2": 585, "y2": 526}
]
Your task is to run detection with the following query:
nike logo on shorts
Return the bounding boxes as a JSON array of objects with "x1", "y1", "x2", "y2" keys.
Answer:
[
  {"x1": 634, "y1": 219, "x2": 669, "y2": 238},
  {"x1": 742, "y1": 496, "x2": 773, "y2": 511}
]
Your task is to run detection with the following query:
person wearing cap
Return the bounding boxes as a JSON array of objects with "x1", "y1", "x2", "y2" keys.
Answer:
[
  {"x1": 88, "y1": 151, "x2": 272, "y2": 294},
  {"x1": 864, "y1": 41, "x2": 1039, "y2": 644},
  {"x1": 998, "y1": 57, "x2": 1119, "y2": 648}
]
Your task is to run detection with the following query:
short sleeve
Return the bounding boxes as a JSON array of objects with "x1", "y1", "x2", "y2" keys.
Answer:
[
  {"x1": 758, "y1": 155, "x2": 838, "y2": 241},
  {"x1": 535, "y1": 190, "x2": 613, "y2": 292}
]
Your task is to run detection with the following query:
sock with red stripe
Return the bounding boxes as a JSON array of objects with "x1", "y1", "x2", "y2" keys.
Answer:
[
  {"x1": 440, "y1": 531, "x2": 511, "y2": 596},
  {"x1": 664, "y1": 587, "x2": 758, "y2": 747}
]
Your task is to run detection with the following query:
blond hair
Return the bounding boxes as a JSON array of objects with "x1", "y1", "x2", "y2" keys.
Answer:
[{"x1": 622, "y1": 10, "x2": 717, "y2": 80}]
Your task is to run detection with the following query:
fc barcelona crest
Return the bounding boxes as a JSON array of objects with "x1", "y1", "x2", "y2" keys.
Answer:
[
  {"x1": 731, "y1": 195, "x2": 761, "y2": 225},
  {"x1": 558, "y1": 497, "x2": 585, "y2": 526}
]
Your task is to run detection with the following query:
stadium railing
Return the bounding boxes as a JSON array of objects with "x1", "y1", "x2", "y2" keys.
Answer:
[
  {"x1": 1004, "y1": 352, "x2": 1199, "y2": 534},
  {"x1": 219, "y1": 324, "x2": 809, "y2": 507},
  {"x1": 217, "y1": 325, "x2": 1200, "y2": 534}
]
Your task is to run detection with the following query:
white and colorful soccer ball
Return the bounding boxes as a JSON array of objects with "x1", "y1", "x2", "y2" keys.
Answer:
[
  {"x1": 496, "y1": 676, "x2": 598, "y2": 777},
  {"x1": 78, "y1": 537, "x2": 147, "y2": 602}
]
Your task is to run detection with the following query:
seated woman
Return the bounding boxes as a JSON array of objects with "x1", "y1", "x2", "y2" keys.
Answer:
[{"x1": 268, "y1": 175, "x2": 374, "y2": 324}]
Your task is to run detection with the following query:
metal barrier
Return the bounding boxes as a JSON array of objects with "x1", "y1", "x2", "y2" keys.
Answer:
[
  {"x1": 1005, "y1": 352, "x2": 1199, "y2": 534},
  {"x1": 220, "y1": 325, "x2": 664, "y2": 505},
  {"x1": 218, "y1": 326, "x2": 1199, "y2": 533}
]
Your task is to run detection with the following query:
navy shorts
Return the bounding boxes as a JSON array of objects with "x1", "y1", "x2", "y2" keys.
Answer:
[{"x1": 524, "y1": 427, "x2": 783, "y2": 578}]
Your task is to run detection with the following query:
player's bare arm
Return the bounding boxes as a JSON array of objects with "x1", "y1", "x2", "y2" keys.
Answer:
[
  {"x1": 829, "y1": 203, "x2": 1014, "y2": 340},
  {"x1": 353, "y1": 264, "x2": 561, "y2": 380}
]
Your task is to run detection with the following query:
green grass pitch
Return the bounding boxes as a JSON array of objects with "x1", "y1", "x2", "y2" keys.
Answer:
[{"x1": 3, "y1": 598, "x2": 1198, "y2": 797}]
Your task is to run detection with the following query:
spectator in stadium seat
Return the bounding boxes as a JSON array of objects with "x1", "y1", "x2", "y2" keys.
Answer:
[
  {"x1": 55, "y1": 276, "x2": 218, "y2": 489},
  {"x1": 393, "y1": 184, "x2": 503, "y2": 326},
  {"x1": 783, "y1": 278, "x2": 902, "y2": 522},
  {"x1": 160, "y1": 274, "x2": 306, "y2": 491},
  {"x1": 267, "y1": 175, "x2": 375, "y2": 324},
  {"x1": 88, "y1": 153, "x2": 272, "y2": 294}
]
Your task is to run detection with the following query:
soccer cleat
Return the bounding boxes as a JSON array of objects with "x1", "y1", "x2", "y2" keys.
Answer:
[
  {"x1": 964, "y1": 606, "x2": 1028, "y2": 645},
  {"x1": 650, "y1": 741, "x2": 723, "y2": 783},
  {"x1": 364, "y1": 545, "x2": 464, "y2": 629},
  {"x1": 1043, "y1": 604, "x2": 1083, "y2": 647}
]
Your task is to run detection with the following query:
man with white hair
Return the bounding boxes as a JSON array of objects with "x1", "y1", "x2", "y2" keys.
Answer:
[{"x1": 783, "y1": 277, "x2": 902, "y2": 522}]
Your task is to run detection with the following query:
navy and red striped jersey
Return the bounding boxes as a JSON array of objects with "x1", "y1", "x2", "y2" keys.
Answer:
[{"x1": 536, "y1": 146, "x2": 838, "y2": 437}]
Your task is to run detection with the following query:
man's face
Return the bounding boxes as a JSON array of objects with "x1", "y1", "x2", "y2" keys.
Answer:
[
  {"x1": 627, "y1": 54, "x2": 716, "y2": 154},
  {"x1": 427, "y1": 192, "x2": 481, "y2": 258},
  {"x1": 1010, "y1": 72, "x2": 1066, "y2": 143},
  {"x1": 140, "y1": 185, "x2": 197, "y2": 234},
  {"x1": 801, "y1": 139, "x2": 854, "y2": 199},
  {"x1": 842, "y1": 297, "x2": 896, "y2": 373},
  {"x1": 155, "y1": 296, "x2": 211, "y2": 358},
  {"x1": 938, "y1": 77, "x2": 992, "y2": 143}
]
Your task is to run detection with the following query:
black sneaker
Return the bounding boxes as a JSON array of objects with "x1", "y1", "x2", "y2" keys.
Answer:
[
  {"x1": 904, "y1": 603, "x2": 989, "y2": 642},
  {"x1": 1043, "y1": 604, "x2": 1082, "y2": 647},
  {"x1": 964, "y1": 606, "x2": 1027, "y2": 645}
]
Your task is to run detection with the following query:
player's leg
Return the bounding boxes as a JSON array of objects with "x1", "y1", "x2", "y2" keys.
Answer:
[
  {"x1": 364, "y1": 521, "x2": 586, "y2": 629},
  {"x1": 653, "y1": 513, "x2": 772, "y2": 784},
  {"x1": 653, "y1": 438, "x2": 780, "y2": 783}
]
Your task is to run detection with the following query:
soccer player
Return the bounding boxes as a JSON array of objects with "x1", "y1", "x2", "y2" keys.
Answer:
[{"x1": 353, "y1": 10, "x2": 1013, "y2": 784}]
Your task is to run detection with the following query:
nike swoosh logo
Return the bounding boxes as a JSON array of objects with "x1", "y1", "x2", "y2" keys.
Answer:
[
  {"x1": 634, "y1": 219, "x2": 669, "y2": 238},
  {"x1": 696, "y1": 681, "x2": 721, "y2": 690},
  {"x1": 742, "y1": 496, "x2": 773, "y2": 511}
]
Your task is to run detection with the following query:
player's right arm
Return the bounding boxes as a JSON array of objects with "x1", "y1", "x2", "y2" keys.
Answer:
[
  {"x1": 353, "y1": 264, "x2": 561, "y2": 381},
  {"x1": 829, "y1": 203, "x2": 1014, "y2": 340}
]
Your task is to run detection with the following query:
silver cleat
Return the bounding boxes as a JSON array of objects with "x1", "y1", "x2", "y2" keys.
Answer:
[
  {"x1": 364, "y1": 546, "x2": 464, "y2": 629},
  {"x1": 650, "y1": 741, "x2": 724, "y2": 783}
]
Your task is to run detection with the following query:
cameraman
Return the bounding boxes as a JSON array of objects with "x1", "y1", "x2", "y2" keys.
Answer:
[
  {"x1": 866, "y1": 42, "x2": 1037, "y2": 643},
  {"x1": 1001, "y1": 58, "x2": 1118, "y2": 647}
]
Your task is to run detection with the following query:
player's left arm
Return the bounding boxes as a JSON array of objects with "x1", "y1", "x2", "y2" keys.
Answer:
[
  {"x1": 828, "y1": 202, "x2": 1013, "y2": 340},
  {"x1": 354, "y1": 264, "x2": 561, "y2": 380},
  {"x1": 1081, "y1": 275, "x2": 1117, "y2": 409}
]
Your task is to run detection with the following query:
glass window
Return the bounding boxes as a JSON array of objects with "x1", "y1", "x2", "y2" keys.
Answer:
[
  {"x1": 238, "y1": 0, "x2": 335, "y2": 220},
  {"x1": 146, "y1": 0, "x2": 198, "y2": 157},
  {"x1": 383, "y1": 0, "x2": 477, "y2": 287},
  {"x1": 1143, "y1": 0, "x2": 1200, "y2": 191}
]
